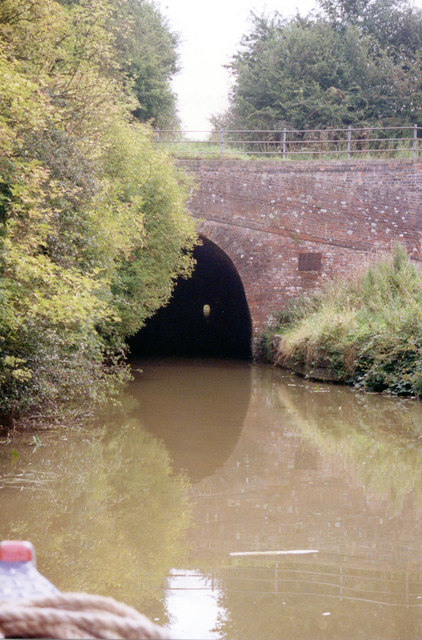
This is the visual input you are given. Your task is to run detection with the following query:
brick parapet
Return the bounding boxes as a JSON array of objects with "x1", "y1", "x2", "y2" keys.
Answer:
[{"x1": 177, "y1": 159, "x2": 422, "y2": 340}]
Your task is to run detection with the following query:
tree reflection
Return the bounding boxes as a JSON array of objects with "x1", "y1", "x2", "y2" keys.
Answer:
[
  {"x1": 3, "y1": 362, "x2": 422, "y2": 639},
  {"x1": 273, "y1": 377, "x2": 422, "y2": 514},
  {"x1": 0, "y1": 418, "x2": 191, "y2": 621},
  {"x1": 182, "y1": 366, "x2": 422, "y2": 639}
]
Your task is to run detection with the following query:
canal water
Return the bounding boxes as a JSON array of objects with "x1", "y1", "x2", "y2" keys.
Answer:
[{"x1": 1, "y1": 358, "x2": 422, "y2": 639}]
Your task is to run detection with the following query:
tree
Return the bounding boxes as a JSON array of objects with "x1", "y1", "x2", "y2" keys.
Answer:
[
  {"x1": 213, "y1": 4, "x2": 422, "y2": 134},
  {"x1": 318, "y1": 0, "x2": 422, "y2": 58},
  {"x1": 112, "y1": 0, "x2": 181, "y2": 129},
  {"x1": 0, "y1": 0, "x2": 196, "y2": 422},
  {"x1": 57, "y1": 0, "x2": 181, "y2": 129}
]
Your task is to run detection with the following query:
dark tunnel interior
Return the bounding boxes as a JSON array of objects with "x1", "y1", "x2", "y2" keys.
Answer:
[{"x1": 129, "y1": 237, "x2": 252, "y2": 359}]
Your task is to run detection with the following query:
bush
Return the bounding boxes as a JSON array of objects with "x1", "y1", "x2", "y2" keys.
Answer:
[
  {"x1": 266, "y1": 245, "x2": 422, "y2": 397},
  {"x1": 0, "y1": 0, "x2": 197, "y2": 423}
]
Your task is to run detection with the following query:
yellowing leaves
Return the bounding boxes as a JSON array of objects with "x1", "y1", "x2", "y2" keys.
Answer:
[{"x1": 0, "y1": 0, "x2": 197, "y2": 419}]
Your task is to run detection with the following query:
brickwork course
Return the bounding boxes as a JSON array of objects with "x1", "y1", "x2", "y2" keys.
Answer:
[{"x1": 178, "y1": 158, "x2": 422, "y2": 337}]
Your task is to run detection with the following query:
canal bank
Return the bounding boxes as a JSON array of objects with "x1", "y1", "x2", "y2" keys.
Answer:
[{"x1": 261, "y1": 245, "x2": 422, "y2": 399}]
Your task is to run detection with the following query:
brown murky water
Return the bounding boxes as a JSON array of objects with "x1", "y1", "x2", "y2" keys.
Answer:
[{"x1": 1, "y1": 358, "x2": 422, "y2": 639}]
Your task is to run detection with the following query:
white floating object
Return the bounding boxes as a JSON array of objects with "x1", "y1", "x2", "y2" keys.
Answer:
[{"x1": 230, "y1": 550, "x2": 319, "y2": 557}]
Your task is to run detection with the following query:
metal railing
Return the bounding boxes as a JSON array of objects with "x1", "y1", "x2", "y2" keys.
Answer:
[{"x1": 154, "y1": 125, "x2": 421, "y2": 160}]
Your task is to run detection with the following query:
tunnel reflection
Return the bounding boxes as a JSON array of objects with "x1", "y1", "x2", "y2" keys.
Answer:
[
  {"x1": 129, "y1": 359, "x2": 252, "y2": 481},
  {"x1": 129, "y1": 237, "x2": 252, "y2": 359}
]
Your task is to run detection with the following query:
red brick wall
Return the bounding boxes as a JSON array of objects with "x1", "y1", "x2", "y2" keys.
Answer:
[{"x1": 178, "y1": 158, "x2": 422, "y2": 340}]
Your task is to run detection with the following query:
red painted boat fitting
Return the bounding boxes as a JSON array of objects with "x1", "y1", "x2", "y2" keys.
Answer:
[{"x1": 0, "y1": 540, "x2": 59, "y2": 601}]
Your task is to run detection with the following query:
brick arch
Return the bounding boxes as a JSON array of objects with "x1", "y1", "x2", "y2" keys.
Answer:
[
  {"x1": 196, "y1": 223, "x2": 259, "y2": 335},
  {"x1": 193, "y1": 232, "x2": 252, "y2": 357},
  {"x1": 180, "y1": 157, "x2": 422, "y2": 345},
  {"x1": 130, "y1": 232, "x2": 253, "y2": 358},
  {"x1": 197, "y1": 219, "x2": 299, "y2": 341}
]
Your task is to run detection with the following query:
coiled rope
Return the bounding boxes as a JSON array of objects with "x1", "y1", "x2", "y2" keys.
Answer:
[{"x1": 0, "y1": 592, "x2": 171, "y2": 639}]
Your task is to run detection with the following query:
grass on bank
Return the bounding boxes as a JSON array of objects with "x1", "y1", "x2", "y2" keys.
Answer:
[
  {"x1": 264, "y1": 245, "x2": 422, "y2": 397},
  {"x1": 155, "y1": 137, "x2": 420, "y2": 162}
]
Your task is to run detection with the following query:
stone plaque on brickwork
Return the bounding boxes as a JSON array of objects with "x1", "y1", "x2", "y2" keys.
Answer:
[{"x1": 298, "y1": 253, "x2": 322, "y2": 271}]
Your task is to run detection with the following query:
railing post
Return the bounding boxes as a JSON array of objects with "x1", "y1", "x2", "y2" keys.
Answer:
[
  {"x1": 156, "y1": 128, "x2": 160, "y2": 144},
  {"x1": 220, "y1": 129, "x2": 224, "y2": 159},
  {"x1": 282, "y1": 128, "x2": 286, "y2": 160},
  {"x1": 347, "y1": 126, "x2": 352, "y2": 160},
  {"x1": 413, "y1": 124, "x2": 418, "y2": 159}
]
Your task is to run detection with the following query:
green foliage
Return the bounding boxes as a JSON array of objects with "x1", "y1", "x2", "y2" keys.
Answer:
[
  {"x1": 266, "y1": 245, "x2": 422, "y2": 397},
  {"x1": 57, "y1": 0, "x2": 180, "y2": 129},
  {"x1": 112, "y1": 0, "x2": 180, "y2": 129},
  {"x1": 0, "y1": 0, "x2": 196, "y2": 421},
  {"x1": 319, "y1": 0, "x2": 422, "y2": 58},
  {"x1": 213, "y1": 2, "x2": 422, "y2": 133}
]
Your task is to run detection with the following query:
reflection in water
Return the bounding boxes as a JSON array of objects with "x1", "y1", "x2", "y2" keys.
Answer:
[
  {"x1": 166, "y1": 571, "x2": 222, "y2": 640},
  {"x1": 214, "y1": 560, "x2": 422, "y2": 640},
  {"x1": 128, "y1": 358, "x2": 252, "y2": 481},
  {"x1": 1, "y1": 360, "x2": 422, "y2": 638},
  {"x1": 275, "y1": 377, "x2": 422, "y2": 514},
  {"x1": 0, "y1": 419, "x2": 191, "y2": 624}
]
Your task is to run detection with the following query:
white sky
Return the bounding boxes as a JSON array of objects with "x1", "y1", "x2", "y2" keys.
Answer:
[
  {"x1": 160, "y1": 0, "x2": 316, "y2": 132},
  {"x1": 159, "y1": 0, "x2": 422, "y2": 133}
]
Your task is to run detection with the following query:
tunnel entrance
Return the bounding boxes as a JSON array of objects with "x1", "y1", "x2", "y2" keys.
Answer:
[{"x1": 129, "y1": 237, "x2": 252, "y2": 359}]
